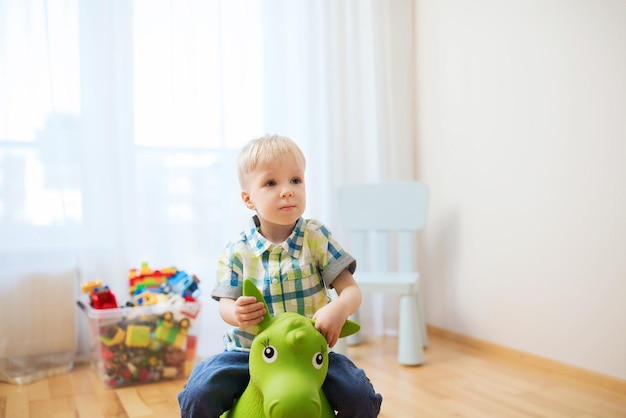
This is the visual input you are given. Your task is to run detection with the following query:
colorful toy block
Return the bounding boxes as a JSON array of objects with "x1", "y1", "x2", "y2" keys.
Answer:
[{"x1": 125, "y1": 325, "x2": 152, "y2": 348}]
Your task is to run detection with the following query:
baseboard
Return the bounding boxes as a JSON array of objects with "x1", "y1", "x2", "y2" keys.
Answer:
[{"x1": 427, "y1": 325, "x2": 626, "y2": 393}]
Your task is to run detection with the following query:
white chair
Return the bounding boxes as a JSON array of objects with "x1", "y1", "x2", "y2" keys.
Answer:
[{"x1": 337, "y1": 181, "x2": 429, "y2": 366}]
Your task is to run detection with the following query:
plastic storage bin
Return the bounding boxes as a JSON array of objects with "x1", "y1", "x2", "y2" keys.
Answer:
[{"x1": 80, "y1": 300, "x2": 201, "y2": 388}]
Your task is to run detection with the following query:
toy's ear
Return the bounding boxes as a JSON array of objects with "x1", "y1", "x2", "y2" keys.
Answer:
[
  {"x1": 339, "y1": 319, "x2": 360, "y2": 338},
  {"x1": 243, "y1": 279, "x2": 271, "y2": 327}
]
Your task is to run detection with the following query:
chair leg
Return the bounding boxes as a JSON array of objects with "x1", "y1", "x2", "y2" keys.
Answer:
[
  {"x1": 346, "y1": 310, "x2": 361, "y2": 346},
  {"x1": 398, "y1": 294, "x2": 424, "y2": 366},
  {"x1": 416, "y1": 292, "x2": 429, "y2": 348},
  {"x1": 332, "y1": 337, "x2": 348, "y2": 355}
]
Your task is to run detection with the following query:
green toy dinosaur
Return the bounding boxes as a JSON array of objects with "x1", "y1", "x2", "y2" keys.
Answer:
[{"x1": 222, "y1": 279, "x2": 360, "y2": 418}]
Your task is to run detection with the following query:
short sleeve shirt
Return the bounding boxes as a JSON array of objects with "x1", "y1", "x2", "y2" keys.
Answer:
[{"x1": 211, "y1": 216, "x2": 356, "y2": 351}]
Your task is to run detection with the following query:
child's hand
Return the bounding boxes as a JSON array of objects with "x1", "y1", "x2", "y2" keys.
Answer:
[
  {"x1": 313, "y1": 270, "x2": 361, "y2": 348},
  {"x1": 234, "y1": 296, "x2": 267, "y2": 327},
  {"x1": 312, "y1": 303, "x2": 348, "y2": 348}
]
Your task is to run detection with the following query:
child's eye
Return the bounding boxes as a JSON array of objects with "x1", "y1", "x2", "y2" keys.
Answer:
[
  {"x1": 291, "y1": 178, "x2": 302, "y2": 185},
  {"x1": 265, "y1": 180, "x2": 277, "y2": 187}
]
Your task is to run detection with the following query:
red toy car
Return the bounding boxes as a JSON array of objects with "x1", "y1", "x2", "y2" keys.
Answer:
[{"x1": 91, "y1": 285, "x2": 118, "y2": 309}]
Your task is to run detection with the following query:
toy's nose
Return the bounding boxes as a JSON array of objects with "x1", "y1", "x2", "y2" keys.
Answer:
[{"x1": 267, "y1": 397, "x2": 321, "y2": 418}]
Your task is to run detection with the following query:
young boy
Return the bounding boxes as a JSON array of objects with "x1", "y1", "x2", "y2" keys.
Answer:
[{"x1": 178, "y1": 135, "x2": 382, "y2": 417}]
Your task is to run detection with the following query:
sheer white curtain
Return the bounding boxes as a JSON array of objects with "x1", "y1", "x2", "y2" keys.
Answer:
[
  {"x1": 0, "y1": 0, "x2": 415, "y2": 371},
  {"x1": 263, "y1": 0, "x2": 417, "y2": 339}
]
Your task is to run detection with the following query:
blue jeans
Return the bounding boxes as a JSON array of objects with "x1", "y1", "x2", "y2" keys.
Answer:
[{"x1": 178, "y1": 351, "x2": 382, "y2": 417}]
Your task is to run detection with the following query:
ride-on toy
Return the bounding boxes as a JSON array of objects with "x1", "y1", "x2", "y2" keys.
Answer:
[{"x1": 222, "y1": 279, "x2": 360, "y2": 418}]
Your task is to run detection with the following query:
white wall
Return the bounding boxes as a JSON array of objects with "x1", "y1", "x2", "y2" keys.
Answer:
[{"x1": 415, "y1": 0, "x2": 626, "y2": 380}]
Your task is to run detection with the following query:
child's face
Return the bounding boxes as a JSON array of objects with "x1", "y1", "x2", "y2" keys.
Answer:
[{"x1": 241, "y1": 155, "x2": 306, "y2": 230}]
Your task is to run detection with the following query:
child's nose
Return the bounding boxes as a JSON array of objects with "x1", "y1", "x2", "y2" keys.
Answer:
[{"x1": 280, "y1": 187, "x2": 293, "y2": 198}]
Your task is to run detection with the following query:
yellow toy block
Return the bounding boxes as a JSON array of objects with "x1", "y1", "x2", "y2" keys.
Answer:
[
  {"x1": 81, "y1": 279, "x2": 103, "y2": 294},
  {"x1": 99, "y1": 327, "x2": 126, "y2": 347}
]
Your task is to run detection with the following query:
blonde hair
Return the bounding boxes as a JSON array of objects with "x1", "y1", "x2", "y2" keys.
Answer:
[{"x1": 237, "y1": 135, "x2": 306, "y2": 187}]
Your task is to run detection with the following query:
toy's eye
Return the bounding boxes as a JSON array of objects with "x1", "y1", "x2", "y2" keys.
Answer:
[
  {"x1": 312, "y1": 352, "x2": 324, "y2": 369},
  {"x1": 263, "y1": 345, "x2": 278, "y2": 363}
]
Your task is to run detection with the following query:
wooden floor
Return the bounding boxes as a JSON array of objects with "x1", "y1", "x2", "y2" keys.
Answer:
[{"x1": 1, "y1": 334, "x2": 625, "y2": 418}]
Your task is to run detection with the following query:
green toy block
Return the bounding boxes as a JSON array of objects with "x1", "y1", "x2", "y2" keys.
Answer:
[{"x1": 125, "y1": 325, "x2": 151, "y2": 348}]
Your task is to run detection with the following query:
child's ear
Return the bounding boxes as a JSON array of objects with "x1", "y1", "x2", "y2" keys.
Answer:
[{"x1": 241, "y1": 190, "x2": 255, "y2": 210}]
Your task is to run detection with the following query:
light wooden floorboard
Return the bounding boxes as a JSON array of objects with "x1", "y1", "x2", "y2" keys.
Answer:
[{"x1": 1, "y1": 334, "x2": 624, "y2": 417}]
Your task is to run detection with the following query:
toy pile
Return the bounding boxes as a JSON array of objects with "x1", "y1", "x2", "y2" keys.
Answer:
[{"x1": 78, "y1": 263, "x2": 201, "y2": 388}]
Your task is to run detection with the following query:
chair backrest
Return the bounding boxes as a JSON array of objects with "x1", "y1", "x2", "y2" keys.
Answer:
[
  {"x1": 337, "y1": 182, "x2": 429, "y2": 231},
  {"x1": 337, "y1": 182, "x2": 429, "y2": 273}
]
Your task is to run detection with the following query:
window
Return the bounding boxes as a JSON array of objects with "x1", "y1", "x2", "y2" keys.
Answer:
[
  {"x1": 0, "y1": 1, "x2": 81, "y2": 233},
  {"x1": 0, "y1": 0, "x2": 264, "y2": 264}
]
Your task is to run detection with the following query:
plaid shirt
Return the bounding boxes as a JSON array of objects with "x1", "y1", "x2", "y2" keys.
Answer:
[{"x1": 211, "y1": 216, "x2": 356, "y2": 351}]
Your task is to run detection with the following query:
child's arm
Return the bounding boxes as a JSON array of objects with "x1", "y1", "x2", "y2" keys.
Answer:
[
  {"x1": 219, "y1": 296, "x2": 267, "y2": 327},
  {"x1": 313, "y1": 269, "x2": 362, "y2": 348}
]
